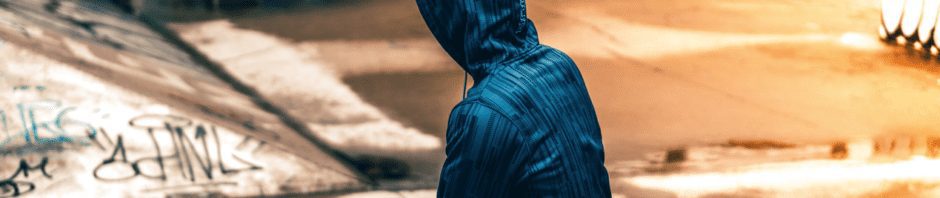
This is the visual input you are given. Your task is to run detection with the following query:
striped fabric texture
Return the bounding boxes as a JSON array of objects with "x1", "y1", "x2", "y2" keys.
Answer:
[{"x1": 417, "y1": 0, "x2": 612, "y2": 197}]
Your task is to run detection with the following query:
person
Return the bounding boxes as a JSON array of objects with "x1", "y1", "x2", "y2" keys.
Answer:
[{"x1": 416, "y1": 0, "x2": 612, "y2": 197}]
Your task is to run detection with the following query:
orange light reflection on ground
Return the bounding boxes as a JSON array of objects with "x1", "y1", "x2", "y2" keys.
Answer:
[{"x1": 626, "y1": 157, "x2": 940, "y2": 196}]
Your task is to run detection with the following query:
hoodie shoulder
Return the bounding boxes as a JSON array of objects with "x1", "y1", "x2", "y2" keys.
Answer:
[{"x1": 464, "y1": 46, "x2": 586, "y2": 130}]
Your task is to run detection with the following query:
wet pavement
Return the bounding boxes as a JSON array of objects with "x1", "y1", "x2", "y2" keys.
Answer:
[
  {"x1": 220, "y1": 0, "x2": 911, "y2": 161},
  {"x1": 8, "y1": 0, "x2": 940, "y2": 196},
  {"x1": 194, "y1": 0, "x2": 940, "y2": 196}
]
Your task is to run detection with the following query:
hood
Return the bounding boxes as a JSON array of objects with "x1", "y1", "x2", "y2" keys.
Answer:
[{"x1": 417, "y1": 0, "x2": 540, "y2": 80}]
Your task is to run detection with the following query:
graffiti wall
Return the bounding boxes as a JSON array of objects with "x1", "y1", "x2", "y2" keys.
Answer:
[
  {"x1": 0, "y1": 0, "x2": 368, "y2": 186},
  {"x1": 0, "y1": 0, "x2": 400, "y2": 197},
  {"x1": 0, "y1": 43, "x2": 365, "y2": 197}
]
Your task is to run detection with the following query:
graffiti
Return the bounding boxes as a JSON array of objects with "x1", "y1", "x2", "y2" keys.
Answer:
[
  {"x1": 0, "y1": 112, "x2": 267, "y2": 196},
  {"x1": 0, "y1": 157, "x2": 51, "y2": 197},
  {"x1": 0, "y1": 99, "x2": 97, "y2": 152},
  {"x1": 0, "y1": 85, "x2": 103, "y2": 156},
  {"x1": 0, "y1": 84, "x2": 266, "y2": 193},
  {"x1": 0, "y1": 86, "x2": 85, "y2": 156},
  {"x1": 11, "y1": 85, "x2": 44, "y2": 91},
  {"x1": 93, "y1": 114, "x2": 263, "y2": 182}
]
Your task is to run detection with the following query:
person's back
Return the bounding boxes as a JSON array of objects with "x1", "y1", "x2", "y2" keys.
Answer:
[{"x1": 417, "y1": 0, "x2": 611, "y2": 197}]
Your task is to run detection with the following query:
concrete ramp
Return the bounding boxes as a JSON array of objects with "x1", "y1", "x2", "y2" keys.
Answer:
[{"x1": 0, "y1": 0, "x2": 369, "y2": 183}]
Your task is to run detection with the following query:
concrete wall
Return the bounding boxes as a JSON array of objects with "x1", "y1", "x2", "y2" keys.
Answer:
[{"x1": 0, "y1": 0, "x2": 377, "y2": 196}]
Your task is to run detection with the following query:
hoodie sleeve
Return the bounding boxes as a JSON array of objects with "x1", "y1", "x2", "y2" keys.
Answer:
[{"x1": 438, "y1": 102, "x2": 525, "y2": 197}]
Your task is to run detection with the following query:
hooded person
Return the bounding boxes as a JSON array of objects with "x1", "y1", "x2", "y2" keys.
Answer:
[{"x1": 416, "y1": 0, "x2": 611, "y2": 197}]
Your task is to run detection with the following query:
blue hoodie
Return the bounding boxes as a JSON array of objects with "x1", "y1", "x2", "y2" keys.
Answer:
[{"x1": 416, "y1": 1, "x2": 612, "y2": 197}]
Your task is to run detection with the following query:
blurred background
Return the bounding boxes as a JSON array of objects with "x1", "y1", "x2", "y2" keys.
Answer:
[{"x1": 8, "y1": 0, "x2": 940, "y2": 197}]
